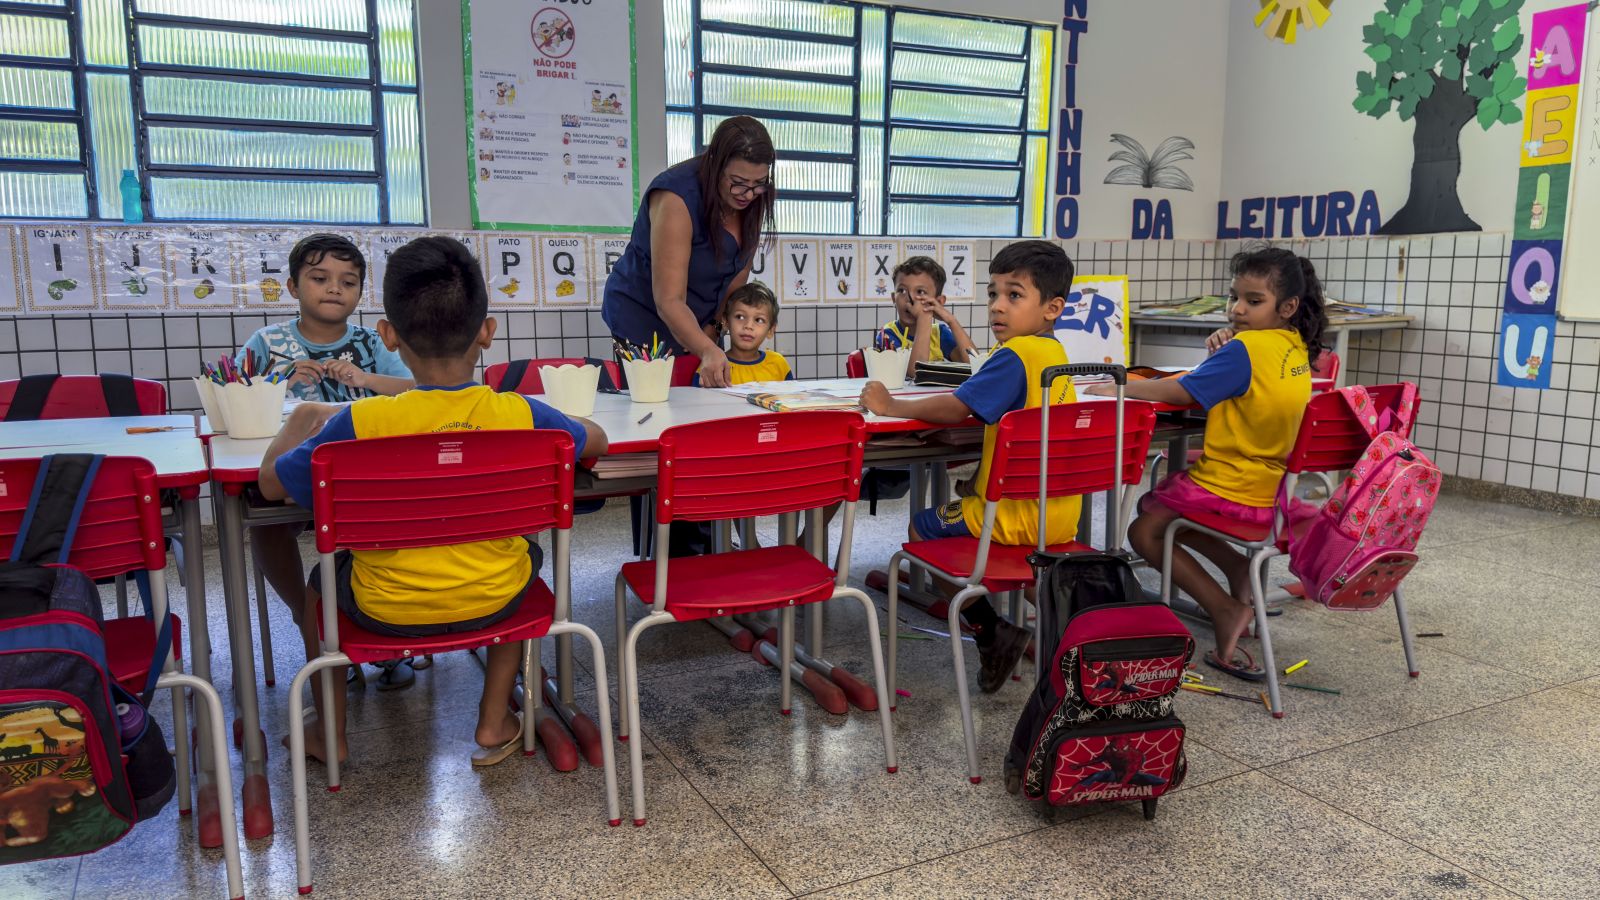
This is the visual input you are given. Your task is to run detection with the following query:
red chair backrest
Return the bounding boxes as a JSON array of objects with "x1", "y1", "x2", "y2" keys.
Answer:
[
  {"x1": 670, "y1": 354, "x2": 699, "y2": 386},
  {"x1": 656, "y1": 411, "x2": 865, "y2": 523},
  {"x1": 1312, "y1": 350, "x2": 1341, "y2": 384},
  {"x1": 0, "y1": 456, "x2": 165, "y2": 579},
  {"x1": 1286, "y1": 383, "x2": 1415, "y2": 475},
  {"x1": 845, "y1": 349, "x2": 866, "y2": 379},
  {"x1": 0, "y1": 376, "x2": 167, "y2": 419},
  {"x1": 984, "y1": 401, "x2": 1158, "y2": 503},
  {"x1": 485, "y1": 358, "x2": 623, "y2": 394},
  {"x1": 310, "y1": 430, "x2": 575, "y2": 553}
]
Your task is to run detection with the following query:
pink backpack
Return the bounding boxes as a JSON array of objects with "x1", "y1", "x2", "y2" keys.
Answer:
[{"x1": 1281, "y1": 383, "x2": 1439, "y2": 610}]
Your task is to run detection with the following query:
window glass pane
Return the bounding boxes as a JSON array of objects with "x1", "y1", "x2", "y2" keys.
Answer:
[
  {"x1": 861, "y1": 8, "x2": 885, "y2": 122},
  {"x1": 891, "y1": 88, "x2": 1020, "y2": 127},
  {"x1": 774, "y1": 199, "x2": 852, "y2": 234},
  {"x1": 889, "y1": 202, "x2": 1014, "y2": 236},
  {"x1": 776, "y1": 159, "x2": 850, "y2": 194},
  {"x1": 892, "y1": 51, "x2": 1024, "y2": 91},
  {"x1": 667, "y1": 112, "x2": 694, "y2": 163},
  {"x1": 0, "y1": 170, "x2": 86, "y2": 218},
  {"x1": 702, "y1": 32, "x2": 853, "y2": 78},
  {"x1": 892, "y1": 13, "x2": 1025, "y2": 55},
  {"x1": 383, "y1": 91, "x2": 422, "y2": 223},
  {"x1": 134, "y1": 0, "x2": 366, "y2": 32},
  {"x1": 143, "y1": 76, "x2": 373, "y2": 126},
  {"x1": 704, "y1": 115, "x2": 850, "y2": 155},
  {"x1": 0, "y1": 65, "x2": 73, "y2": 110},
  {"x1": 86, "y1": 72, "x2": 135, "y2": 219},
  {"x1": 1024, "y1": 135, "x2": 1047, "y2": 237},
  {"x1": 149, "y1": 126, "x2": 375, "y2": 172},
  {"x1": 0, "y1": 13, "x2": 71, "y2": 60},
  {"x1": 82, "y1": 0, "x2": 129, "y2": 67},
  {"x1": 858, "y1": 126, "x2": 883, "y2": 235},
  {"x1": 8, "y1": 1, "x2": 67, "y2": 6},
  {"x1": 376, "y1": 0, "x2": 415, "y2": 86},
  {"x1": 702, "y1": 72, "x2": 851, "y2": 117},
  {"x1": 701, "y1": 0, "x2": 855, "y2": 38},
  {"x1": 0, "y1": 118, "x2": 77, "y2": 160},
  {"x1": 663, "y1": 0, "x2": 693, "y2": 107},
  {"x1": 891, "y1": 127, "x2": 1018, "y2": 162},
  {"x1": 1027, "y1": 27, "x2": 1051, "y2": 133},
  {"x1": 891, "y1": 165, "x2": 1017, "y2": 199},
  {"x1": 150, "y1": 176, "x2": 380, "y2": 222},
  {"x1": 138, "y1": 25, "x2": 370, "y2": 80}
]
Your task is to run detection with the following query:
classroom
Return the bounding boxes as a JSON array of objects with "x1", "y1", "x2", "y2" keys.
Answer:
[{"x1": 0, "y1": 0, "x2": 1595, "y2": 897}]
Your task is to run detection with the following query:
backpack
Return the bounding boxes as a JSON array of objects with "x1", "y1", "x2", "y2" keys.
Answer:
[
  {"x1": 0, "y1": 455, "x2": 174, "y2": 864},
  {"x1": 1282, "y1": 383, "x2": 1439, "y2": 610},
  {"x1": 1005, "y1": 552, "x2": 1194, "y2": 818}
]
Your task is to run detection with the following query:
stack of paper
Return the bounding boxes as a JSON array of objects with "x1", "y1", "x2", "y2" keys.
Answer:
[{"x1": 590, "y1": 453, "x2": 658, "y2": 479}]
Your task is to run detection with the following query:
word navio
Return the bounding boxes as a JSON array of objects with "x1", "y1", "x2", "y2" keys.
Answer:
[
  {"x1": 1216, "y1": 189, "x2": 1382, "y2": 239},
  {"x1": 1054, "y1": 0, "x2": 1088, "y2": 239}
]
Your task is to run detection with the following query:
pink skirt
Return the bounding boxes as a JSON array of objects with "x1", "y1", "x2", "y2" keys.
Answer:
[{"x1": 1141, "y1": 471, "x2": 1277, "y2": 527}]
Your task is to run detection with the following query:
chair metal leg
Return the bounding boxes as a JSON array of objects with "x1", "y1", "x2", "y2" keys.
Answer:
[
  {"x1": 1159, "y1": 519, "x2": 1185, "y2": 605},
  {"x1": 885, "y1": 551, "x2": 908, "y2": 707},
  {"x1": 947, "y1": 585, "x2": 987, "y2": 783},
  {"x1": 159, "y1": 672, "x2": 243, "y2": 900},
  {"x1": 169, "y1": 681, "x2": 191, "y2": 816},
  {"x1": 624, "y1": 612, "x2": 671, "y2": 826},
  {"x1": 253, "y1": 552, "x2": 276, "y2": 686},
  {"x1": 837, "y1": 588, "x2": 898, "y2": 773},
  {"x1": 1393, "y1": 585, "x2": 1420, "y2": 677},
  {"x1": 613, "y1": 573, "x2": 629, "y2": 740},
  {"x1": 289, "y1": 653, "x2": 352, "y2": 894},
  {"x1": 115, "y1": 574, "x2": 130, "y2": 619},
  {"x1": 779, "y1": 605, "x2": 796, "y2": 715},
  {"x1": 1007, "y1": 590, "x2": 1025, "y2": 680},
  {"x1": 552, "y1": 620, "x2": 622, "y2": 826},
  {"x1": 320, "y1": 659, "x2": 341, "y2": 790},
  {"x1": 522, "y1": 639, "x2": 537, "y2": 756},
  {"x1": 1248, "y1": 549, "x2": 1284, "y2": 718}
]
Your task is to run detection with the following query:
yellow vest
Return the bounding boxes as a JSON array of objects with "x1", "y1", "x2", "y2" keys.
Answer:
[{"x1": 1187, "y1": 329, "x2": 1312, "y2": 507}]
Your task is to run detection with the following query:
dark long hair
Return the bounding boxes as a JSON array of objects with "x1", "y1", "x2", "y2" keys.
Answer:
[
  {"x1": 1229, "y1": 247, "x2": 1328, "y2": 365},
  {"x1": 696, "y1": 116, "x2": 776, "y2": 263}
]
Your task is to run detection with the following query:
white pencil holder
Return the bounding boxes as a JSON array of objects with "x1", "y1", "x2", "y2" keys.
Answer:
[
  {"x1": 219, "y1": 379, "x2": 289, "y2": 439},
  {"x1": 193, "y1": 377, "x2": 229, "y2": 434},
  {"x1": 538, "y1": 363, "x2": 601, "y2": 417},
  {"x1": 622, "y1": 357, "x2": 672, "y2": 403},
  {"x1": 863, "y1": 347, "x2": 912, "y2": 390},
  {"x1": 967, "y1": 350, "x2": 991, "y2": 376}
]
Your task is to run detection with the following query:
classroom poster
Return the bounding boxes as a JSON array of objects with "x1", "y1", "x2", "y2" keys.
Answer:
[
  {"x1": 230, "y1": 228, "x2": 298, "y2": 309},
  {"x1": 166, "y1": 226, "x2": 237, "y2": 309},
  {"x1": 1499, "y1": 3, "x2": 1589, "y2": 387},
  {"x1": 484, "y1": 233, "x2": 539, "y2": 309},
  {"x1": 590, "y1": 237, "x2": 629, "y2": 307},
  {"x1": 464, "y1": 0, "x2": 638, "y2": 232},
  {"x1": 744, "y1": 244, "x2": 775, "y2": 285},
  {"x1": 1054, "y1": 274, "x2": 1130, "y2": 366},
  {"x1": 822, "y1": 240, "x2": 860, "y2": 303},
  {"x1": 18, "y1": 223, "x2": 94, "y2": 311},
  {"x1": 539, "y1": 235, "x2": 590, "y2": 306},
  {"x1": 940, "y1": 241, "x2": 976, "y2": 302},
  {"x1": 778, "y1": 239, "x2": 819, "y2": 304},
  {"x1": 94, "y1": 227, "x2": 171, "y2": 310},
  {"x1": 0, "y1": 227, "x2": 22, "y2": 312},
  {"x1": 863, "y1": 240, "x2": 900, "y2": 300}
]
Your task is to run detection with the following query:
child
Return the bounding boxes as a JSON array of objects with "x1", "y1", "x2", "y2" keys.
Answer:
[
  {"x1": 860, "y1": 240, "x2": 1078, "y2": 692},
  {"x1": 240, "y1": 234, "x2": 420, "y2": 688},
  {"x1": 877, "y1": 256, "x2": 977, "y2": 375},
  {"x1": 1085, "y1": 247, "x2": 1327, "y2": 681},
  {"x1": 711, "y1": 281, "x2": 792, "y2": 384},
  {"x1": 256, "y1": 236, "x2": 608, "y2": 766}
]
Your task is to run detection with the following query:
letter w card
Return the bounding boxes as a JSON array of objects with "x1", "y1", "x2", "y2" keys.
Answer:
[{"x1": 1054, "y1": 274, "x2": 1129, "y2": 366}]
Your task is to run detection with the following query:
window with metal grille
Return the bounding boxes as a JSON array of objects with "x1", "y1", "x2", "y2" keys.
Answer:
[
  {"x1": 663, "y1": 0, "x2": 1053, "y2": 237},
  {"x1": 0, "y1": 0, "x2": 422, "y2": 225}
]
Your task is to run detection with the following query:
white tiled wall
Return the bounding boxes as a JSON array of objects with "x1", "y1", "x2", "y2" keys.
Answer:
[{"x1": 0, "y1": 232, "x2": 1579, "y2": 501}]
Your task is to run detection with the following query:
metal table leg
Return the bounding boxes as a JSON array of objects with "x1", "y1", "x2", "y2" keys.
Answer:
[
  {"x1": 217, "y1": 487, "x2": 274, "y2": 839},
  {"x1": 177, "y1": 495, "x2": 228, "y2": 848}
]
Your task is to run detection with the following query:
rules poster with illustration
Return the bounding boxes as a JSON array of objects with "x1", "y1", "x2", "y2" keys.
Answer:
[{"x1": 464, "y1": 0, "x2": 639, "y2": 232}]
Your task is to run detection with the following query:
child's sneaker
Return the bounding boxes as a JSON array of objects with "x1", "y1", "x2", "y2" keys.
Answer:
[{"x1": 977, "y1": 620, "x2": 1030, "y2": 693}]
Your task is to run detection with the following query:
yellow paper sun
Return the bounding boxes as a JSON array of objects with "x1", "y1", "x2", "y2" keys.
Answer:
[{"x1": 1256, "y1": 0, "x2": 1333, "y2": 44}]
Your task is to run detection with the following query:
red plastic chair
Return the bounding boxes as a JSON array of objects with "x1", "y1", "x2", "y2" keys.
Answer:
[
  {"x1": 1312, "y1": 349, "x2": 1341, "y2": 387},
  {"x1": 486, "y1": 358, "x2": 624, "y2": 393},
  {"x1": 614, "y1": 412, "x2": 896, "y2": 825},
  {"x1": 845, "y1": 349, "x2": 866, "y2": 378},
  {"x1": 288, "y1": 430, "x2": 620, "y2": 893},
  {"x1": 0, "y1": 375, "x2": 166, "y2": 419},
  {"x1": 0, "y1": 455, "x2": 242, "y2": 898},
  {"x1": 1155, "y1": 382, "x2": 1421, "y2": 718},
  {"x1": 887, "y1": 380, "x2": 1157, "y2": 782}
]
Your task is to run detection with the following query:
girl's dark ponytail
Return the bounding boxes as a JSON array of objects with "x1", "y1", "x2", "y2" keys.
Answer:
[
  {"x1": 1293, "y1": 256, "x2": 1328, "y2": 367},
  {"x1": 1228, "y1": 247, "x2": 1330, "y2": 366}
]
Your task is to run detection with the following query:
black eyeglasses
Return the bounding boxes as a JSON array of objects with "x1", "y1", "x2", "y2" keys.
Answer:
[{"x1": 728, "y1": 176, "x2": 771, "y2": 198}]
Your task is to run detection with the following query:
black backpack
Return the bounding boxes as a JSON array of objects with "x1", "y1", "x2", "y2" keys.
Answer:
[{"x1": 0, "y1": 455, "x2": 174, "y2": 864}]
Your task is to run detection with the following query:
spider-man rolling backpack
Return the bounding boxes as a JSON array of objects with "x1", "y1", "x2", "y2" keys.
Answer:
[{"x1": 1004, "y1": 364, "x2": 1194, "y2": 820}]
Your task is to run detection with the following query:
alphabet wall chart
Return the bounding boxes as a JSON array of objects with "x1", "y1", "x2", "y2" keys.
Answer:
[
  {"x1": 1499, "y1": 3, "x2": 1590, "y2": 388},
  {"x1": 0, "y1": 226, "x2": 986, "y2": 313}
]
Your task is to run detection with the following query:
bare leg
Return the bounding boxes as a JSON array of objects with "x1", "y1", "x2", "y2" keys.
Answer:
[
  {"x1": 1128, "y1": 510, "x2": 1253, "y2": 663},
  {"x1": 477, "y1": 643, "x2": 522, "y2": 747},
  {"x1": 285, "y1": 581, "x2": 348, "y2": 765},
  {"x1": 252, "y1": 524, "x2": 308, "y2": 613}
]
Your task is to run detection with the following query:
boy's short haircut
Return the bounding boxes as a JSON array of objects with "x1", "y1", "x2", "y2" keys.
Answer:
[
  {"x1": 288, "y1": 233, "x2": 367, "y2": 286},
  {"x1": 382, "y1": 237, "x2": 488, "y2": 359},
  {"x1": 722, "y1": 280, "x2": 779, "y2": 324},
  {"x1": 989, "y1": 240, "x2": 1074, "y2": 303},
  {"x1": 893, "y1": 255, "x2": 946, "y2": 295}
]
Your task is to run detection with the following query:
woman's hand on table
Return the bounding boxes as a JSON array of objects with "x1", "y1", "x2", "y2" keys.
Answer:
[
  {"x1": 859, "y1": 381, "x2": 893, "y2": 415},
  {"x1": 697, "y1": 345, "x2": 732, "y2": 388}
]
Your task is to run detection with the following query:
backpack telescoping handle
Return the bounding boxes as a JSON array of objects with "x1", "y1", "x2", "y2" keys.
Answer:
[{"x1": 1036, "y1": 364, "x2": 1127, "y2": 556}]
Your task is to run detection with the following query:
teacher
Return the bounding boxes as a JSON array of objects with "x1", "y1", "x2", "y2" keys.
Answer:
[{"x1": 602, "y1": 116, "x2": 776, "y2": 388}]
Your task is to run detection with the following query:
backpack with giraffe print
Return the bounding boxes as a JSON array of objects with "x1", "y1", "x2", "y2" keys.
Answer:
[{"x1": 0, "y1": 455, "x2": 162, "y2": 862}]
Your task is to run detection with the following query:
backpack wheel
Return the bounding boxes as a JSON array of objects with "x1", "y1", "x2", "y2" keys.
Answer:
[{"x1": 1142, "y1": 798, "x2": 1158, "y2": 820}]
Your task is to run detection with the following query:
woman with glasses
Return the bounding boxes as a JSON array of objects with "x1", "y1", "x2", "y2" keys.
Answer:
[{"x1": 602, "y1": 115, "x2": 776, "y2": 389}]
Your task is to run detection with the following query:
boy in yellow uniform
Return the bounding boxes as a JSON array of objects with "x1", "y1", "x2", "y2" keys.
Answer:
[
  {"x1": 877, "y1": 256, "x2": 978, "y2": 375},
  {"x1": 258, "y1": 236, "x2": 607, "y2": 766},
  {"x1": 861, "y1": 240, "x2": 1076, "y2": 692},
  {"x1": 711, "y1": 281, "x2": 792, "y2": 384}
]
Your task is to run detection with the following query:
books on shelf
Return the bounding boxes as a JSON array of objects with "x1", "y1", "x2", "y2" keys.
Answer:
[{"x1": 1139, "y1": 295, "x2": 1228, "y2": 317}]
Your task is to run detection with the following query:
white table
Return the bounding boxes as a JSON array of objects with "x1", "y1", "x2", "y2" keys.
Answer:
[
  {"x1": 0, "y1": 414, "x2": 198, "y2": 448},
  {"x1": 1130, "y1": 312, "x2": 1414, "y2": 386}
]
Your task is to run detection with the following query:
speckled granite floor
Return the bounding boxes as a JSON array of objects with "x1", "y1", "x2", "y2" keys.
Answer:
[{"x1": 3, "y1": 491, "x2": 1594, "y2": 899}]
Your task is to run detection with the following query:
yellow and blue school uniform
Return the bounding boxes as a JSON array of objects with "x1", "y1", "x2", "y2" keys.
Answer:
[
  {"x1": 913, "y1": 334, "x2": 1081, "y2": 547},
  {"x1": 729, "y1": 350, "x2": 793, "y2": 384},
  {"x1": 880, "y1": 319, "x2": 959, "y2": 362},
  {"x1": 274, "y1": 384, "x2": 587, "y2": 625},
  {"x1": 1179, "y1": 329, "x2": 1312, "y2": 507}
]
